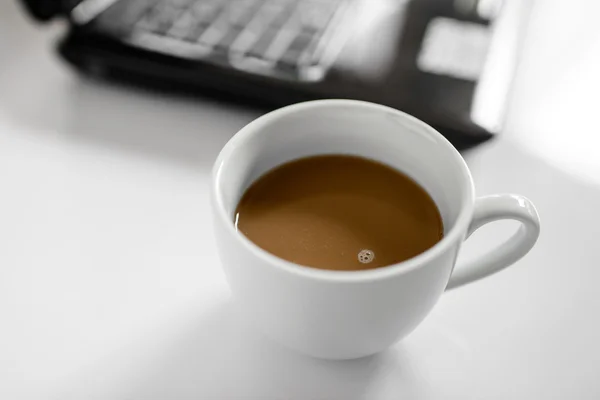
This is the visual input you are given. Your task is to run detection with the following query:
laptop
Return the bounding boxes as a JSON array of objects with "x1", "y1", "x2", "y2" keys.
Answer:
[{"x1": 21, "y1": 0, "x2": 532, "y2": 149}]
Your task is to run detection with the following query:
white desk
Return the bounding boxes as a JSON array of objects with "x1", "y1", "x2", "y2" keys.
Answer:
[{"x1": 2, "y1": 1, "x2": 600, "y2": 399}]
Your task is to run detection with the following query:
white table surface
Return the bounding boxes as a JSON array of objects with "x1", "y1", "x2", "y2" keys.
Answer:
[{"x1": 2, "y1": 1, "x2": 600, "y2": 399}]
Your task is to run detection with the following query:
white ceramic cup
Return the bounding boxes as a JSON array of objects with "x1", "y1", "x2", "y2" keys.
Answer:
[{"x1": 211, "y1": 100, "x2": 540, "y2": 360}]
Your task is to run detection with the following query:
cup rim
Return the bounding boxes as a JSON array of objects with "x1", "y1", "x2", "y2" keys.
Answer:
[{"x1": 212, "y1": 99, "x2": 475, "y2": 282}]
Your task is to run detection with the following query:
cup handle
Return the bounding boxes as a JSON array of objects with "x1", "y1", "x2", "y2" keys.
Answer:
[{"x1": 446, "y1": 194, "x2": 540, "y2": 290}]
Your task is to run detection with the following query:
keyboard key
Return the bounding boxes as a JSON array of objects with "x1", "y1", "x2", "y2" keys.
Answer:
[
  {"x1": 279, "y1": 32, "x2": 315, "y2": 67},
  {"x1": 209, "y1": 1, "x2": 260, "y2": 51},
  {"x1": 190, "y1": 0, "x2": 222, "y2": 23},
  {"x1": 295, "y1": 1, "x2": 337, "y2": 33},
  {"x1": 165, "y1": 0, "x2": 192, "y2": 8},
  {"x1": 134, "y1": 16, "x2": 155, "y2": 32},
  {"x1": 168, "y1": 11, "x2": 196, "y2": 39},
  {"x1": 245, "y1": 28, "x2": 278, "y2": 60},
  {"x1": 144, "y1": 2, "x2": 183, "y2": 33},
  {"x1": 215, "y1": 25, "x2": 245, "y2": 53},
  {"x1": 197, "y1": 12, "x2": 233, "y2": 47},
  {"x1": 190, "y1": 1, "x2": 227, "y2": 43},
  {"x1": 263, "y1": 26, "x2": 297, "y2": 61},
  {"x1": 257, "y1": 0, "x2": 295, "y2": 28},
  {"x1": 100, "y1": 0, "x2": 157, "y2": 31},
  {"x1": 225, "y1": 0, "x2": 260, "y2": 26},
  {"x1": 228, "y1": 0, "x2": 288, "y2": 56},
  {"x1": 186, "y1": 21, "x2": 212, "y2": 41}
]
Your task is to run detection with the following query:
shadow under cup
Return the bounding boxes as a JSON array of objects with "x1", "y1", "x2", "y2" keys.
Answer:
[{"x1": 211, "y1": 100, "x2": 475, "y2": 359}]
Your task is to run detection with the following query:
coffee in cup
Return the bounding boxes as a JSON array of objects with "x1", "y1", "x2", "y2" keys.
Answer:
[{"x1": 235, "y1": 154, "x2": 444, "y2": 271}]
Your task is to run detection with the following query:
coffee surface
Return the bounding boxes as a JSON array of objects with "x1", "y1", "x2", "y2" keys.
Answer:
[{"x1": 235, "y1": 155, "x2": 443, "y2": 271}]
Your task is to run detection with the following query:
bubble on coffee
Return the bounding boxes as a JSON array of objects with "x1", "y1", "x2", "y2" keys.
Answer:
[{"x1": 358, "y1": 249, "x2": 375, "y2": 264}]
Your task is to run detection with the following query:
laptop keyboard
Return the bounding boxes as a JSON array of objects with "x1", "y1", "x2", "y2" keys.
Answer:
[{"x1": 127, "y1": 0, "x2": 351, "y2": 81}]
